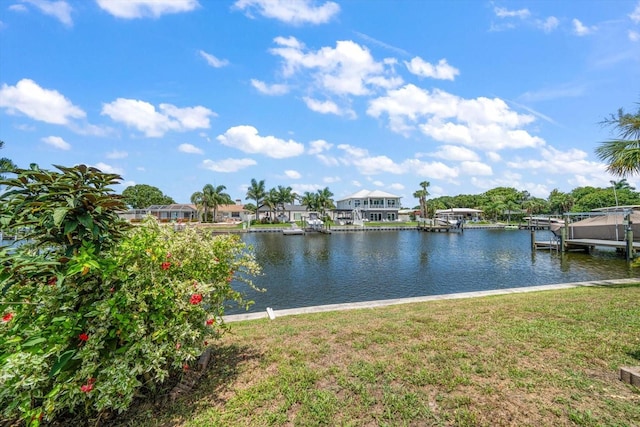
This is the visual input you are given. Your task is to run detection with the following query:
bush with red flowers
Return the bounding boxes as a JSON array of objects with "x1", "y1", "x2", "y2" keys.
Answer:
[{"x1": 0, "y1": 165, "x2": 261, "y2": 426}]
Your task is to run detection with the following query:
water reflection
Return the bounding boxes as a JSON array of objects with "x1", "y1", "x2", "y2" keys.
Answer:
[{"x1": 228, "y1": 229, "x2": 635, "y2": 313}]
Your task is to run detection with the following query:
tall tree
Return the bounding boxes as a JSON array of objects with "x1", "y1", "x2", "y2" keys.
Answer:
[
  {"x1": 246, "y1": 178, "x2": 266, "y2": 215},
  {"x1": 316, "y1": 187, "x2": 335, "y2": 218},
  {"x1": 413, "y1": 189, "x2": 426, "y2": 219},
  {"x1": 122, "y1": 184, "x2": 174, "y2": 209},
  {"x1": 208, "y1": 184, "x2": 233, "y2": 222},
  {"x1": 274, "y1": 185, "x2": 297, "y2": 218},
  {"x1": 300, "y1": 191, "x2": 319, "y2": 211},
  {"x1": 595, "y1": 103, "x2": 640, "y2": 176},
  {"x1": 191, "y1": 184, "x2": 232, "y2": 223}
]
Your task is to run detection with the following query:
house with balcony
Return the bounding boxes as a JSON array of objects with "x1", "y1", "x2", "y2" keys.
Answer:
[{"x1": 334, "y1": 190, "x2": 402, "y2": 223}]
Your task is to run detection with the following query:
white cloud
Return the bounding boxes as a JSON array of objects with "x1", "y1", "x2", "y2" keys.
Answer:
[
  {"x1": 405, "y1": 57, "x2": 459, "y2": 81},
  {"x1": 494, "y1": 6, "x2": 530, "y2": 19},
  {"x1": 178, "y1": 143, "x2": 204, "y2": 154},
  {"x1": 316, "y1": 154, "x2": 340, "y2": 167},
  {"x1": 96, "y1": 0, "x2": 199, "y2": 19},
  {"x1": 430, "y1": 145, "x2": 480, "y2": 162},
  {"x1": 106, "y1": 150, "x2": 128, "y2": 159},
  {"x1": 630, "y1": 2, "x2": 640, "y2": 23},
  {"x1": 0, "y1": 79, "x2": 85, "y2": 124},
  {"x1": 486, "y1": 152, "x2": 501, "y2": 162},
  {"x1": 368, "y1": 85, "x2": 543, "y2": 150},
  {"x1": 22, "y1": 0, "x2": 73, "y2": 26},
  {"x1": 303, "y1": 97, "x2": 355, "y2": 117},
  {"x1": 233, "y1": 0, "x2": 340, "y2": 25},
  {"x1": 389, "y1": 183, "x2": 404, "y2": 191},
  {"x1": 41, "y1": 135, "x2": 70, "y2": 150},
  {"x1": 307, "y1": 139, "x2": 333, "y2": 154},
  {"x1": 284, "y1": 169, "x2": 301, "y2": 179},
  {"x1": 202, "y1": 158, "x2": 257, "y2": 173},
  {"x1": 199, "y1": 50, "x2": 229, "y2": 68},
  {"x1": 216, "y1": 125, "x2": 305, "y2": 158},
  {"x1": 402, "y1": 159, "x2": 458, "y2": 180},
  {"x1": 251, "y1": 79, "x2": 289, "y2": 95},
  {"x1": 93, "y1": 162, "x2": 123, "y2": 175},
  {"x1": 506, "y1": 146, "x2": 603, "y2": 177},
  {"x1": 572, "y1": 19, "x2": 596, "y2": 36},
  {"x1": 101, "y1": 98, "x2": 215, "y2": 137},
  {"x1": 459, "y1": 161, "x2": 492, "y2": 176},
  {"x1": 537, "y1": 16, "x2": 559, "y2": 33},
  {"x1": 629, "y1": 30, "x2": 640, "y2": 42},
  {"x1": 269, "y1": 37, "x2": 399, "y2": 96}
]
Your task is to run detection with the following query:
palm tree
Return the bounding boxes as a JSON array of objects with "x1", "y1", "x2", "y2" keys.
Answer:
[
  {"x1": 595, "y1": 103, "x2": 640, "y2": 176},
  {"x1": 246, "y1": 178, "x2": 266, "y2": 213},
  {"x1": 263, "y1": 188, "x2": 278, "y2": 222},
  {"x1": 315, "y1": 187, "x2": 335, "y2": 218},
  {"x1": 612, "y1": 178, "x2": 635, "y2": 191},
  {"x1": 413, "y1": 190, "x2": 426, "y2": 219},
  {"x1": 274, "y1": 185, "x2": 297, "y2": 220},
  {"x1": 190, "y1": 190, "x2": 206, "y2": 222},
  {"x1": 414, "y1": 181, "x2": 430, "y2": 219},
  {"x1": 300, "y1": 191, "x2": 319, "y2": 211},
  {"x1": 207, "y1": 184, "x2": 233, "y2": 222},
  {"x1": 190, "y1": 184, "x2": 232, "y2": 222}
]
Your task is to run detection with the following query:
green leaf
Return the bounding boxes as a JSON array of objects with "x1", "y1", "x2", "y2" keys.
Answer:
[
  {"x1": 63, "y1": 220, "x2": 78, "y2": 236},
  {"x1": 77, "y1": 213, "x2": 93, "y2": 229},
  {"x1": 53, "y1": 207, "x2": 68, "y2": 227},
  {"x1": 22, "y1": 337, "x2": 46, "y2": 348},
  {"x1": 48, "y1": 349, "x2": 76, "y2": 378}
]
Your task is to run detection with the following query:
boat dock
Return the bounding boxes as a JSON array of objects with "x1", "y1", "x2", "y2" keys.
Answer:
[{"x1": 534, "y1": 238, "x2": 640, "y2": 252}]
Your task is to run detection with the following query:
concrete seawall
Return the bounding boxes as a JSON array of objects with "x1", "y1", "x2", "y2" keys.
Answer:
[{"x1": 222, "y1": 278, "x2": 640, "y2": 323}]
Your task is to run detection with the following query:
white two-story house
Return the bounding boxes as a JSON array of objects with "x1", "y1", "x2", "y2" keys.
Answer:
[{"x1": 334, "y1": 190, "x2": 402, "y2": 223}]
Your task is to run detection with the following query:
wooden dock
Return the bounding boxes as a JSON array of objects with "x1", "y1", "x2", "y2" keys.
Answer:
[
  {"x1": 418, "y1": 224, "x2": 461, "y2": 233},
  {"x1": 534, "y1": 238, "x2": 640, "y2": 252}
]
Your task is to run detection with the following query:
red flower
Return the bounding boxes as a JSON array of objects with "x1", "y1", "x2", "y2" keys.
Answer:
[
  {"x1": 183, "y1": 364, "x2": 189, "y2": 371},
  {"x1": 78, "y1": 332, "x2": 89, "y2": 342},
  {"x1": 161, "y1": 262, "x2": 171, "y2": 271},
  {"x1": 47, "y1": 276, "x2": 57, "y2": 286},
  {"x1": 204, "y1": 340, "x2": 209, "y2": 346},
  {"x1": 190, "y1": 294, "x2": 203, "y2": 305},
  {"x1": 206, "y1": 318, "x2": 214, "y2": 326},
  {"x1": 80, "y1": 383, "x2": 93, "y2": 393},
  {"x1": 87, "y1": 377, "x2": 96, "y2": 385},
  {"x1": 166, "y1": 252, "x2": 172, "y2": 259},
  {"x1": 2, "y1": 313, "x2": 13, "y2": 322}
]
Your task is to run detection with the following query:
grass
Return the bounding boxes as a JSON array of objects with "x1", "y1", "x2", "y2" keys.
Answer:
[{"x1": 109, "y1": 284, "x2": 640, "y2": 426}]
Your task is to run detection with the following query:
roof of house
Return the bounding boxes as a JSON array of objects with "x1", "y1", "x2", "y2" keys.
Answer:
[
  {"x1": 218, "y1": 204, "x2": 249, "y2": 213},
  {"x1": 146, "y1": 204, "x2": 197, "y2": 212},
  {"x1": 338, "y1": 190, "x2": 401, "y2": 201}
]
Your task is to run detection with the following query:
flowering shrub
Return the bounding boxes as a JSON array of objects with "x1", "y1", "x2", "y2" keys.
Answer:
[{"x1": 0, "y1": 165, "x2": 261, "y2": 425}]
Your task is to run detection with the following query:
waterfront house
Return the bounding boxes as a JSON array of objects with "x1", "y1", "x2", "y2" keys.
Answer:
[
  {"x1": 334, "y1": 190, "x2": 402, "y2": 223},
  {"x1": 435, "y1": 208, "x2": 483, "y2": 222},
  {"x1": 217, "y1": 201, "x2": 252, "y2": 223},
  {"x1": 119, "y1": 204, "x2": 198, "y2": 222},
  {"x1": 257, "y1": 204, "x2": 309, "y2": 223}
]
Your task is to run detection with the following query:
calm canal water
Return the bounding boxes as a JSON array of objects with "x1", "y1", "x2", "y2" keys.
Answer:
[{"x1": 228, "y1": 228, "x2": 635, "y2": 314}]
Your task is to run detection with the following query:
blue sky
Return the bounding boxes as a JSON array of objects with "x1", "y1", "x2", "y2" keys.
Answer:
[{"x1": 1, "y1": 0, "x2": 639, "y2": 206}]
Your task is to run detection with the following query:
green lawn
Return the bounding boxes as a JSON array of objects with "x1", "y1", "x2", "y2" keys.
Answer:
[{"x1": 111, "y1": 284, "x2": 640, "y2": 426}]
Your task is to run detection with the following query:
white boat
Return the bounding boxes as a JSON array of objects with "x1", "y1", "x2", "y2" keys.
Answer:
[{"x1": 283, "y1": 224, "x2": 305, "y2": 235}]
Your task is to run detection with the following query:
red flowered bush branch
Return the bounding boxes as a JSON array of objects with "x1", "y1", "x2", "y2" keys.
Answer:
[{"x1": 0, "y1": 165, "x2": 261, "y2": 426}]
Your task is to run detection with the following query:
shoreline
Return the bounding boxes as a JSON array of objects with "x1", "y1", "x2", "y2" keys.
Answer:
[{"x1": 223, "y1": 277, "x2": 640, "y2": 322}]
